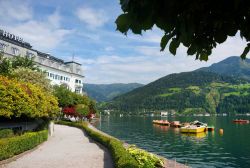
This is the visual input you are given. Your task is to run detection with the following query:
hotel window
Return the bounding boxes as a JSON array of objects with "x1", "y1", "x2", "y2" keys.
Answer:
[
  {"x1": 26, "y1": 51, "x2": 34, "y2": 58},
  {"x1": 11, "y1": 47, "x2": 19, "y2": 56},
  {"x1": 50, "y1": 73, "x2": 54, "y2": 79},
  {"x1": 75, "y1": 79, "x2": 78, "y2": 83},
  {"x1": 75, "y1": 88, "x2": 81, "y2": 94},
  {"x1": 60, "y1": 76, "x2": 63, "y2": 80},
  {"x1": 0, "y1": 43, "x2": 7, "y2": 51}
]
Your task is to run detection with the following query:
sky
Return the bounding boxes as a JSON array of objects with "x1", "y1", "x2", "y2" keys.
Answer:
[{"x1": 0, "y1": 0, "x2": 248, "y2": 84}]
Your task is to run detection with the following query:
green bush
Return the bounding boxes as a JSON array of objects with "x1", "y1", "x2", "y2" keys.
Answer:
[
  {"x1": 127, "y1": 145, "x2": 164, "y2": 168},
  {"x1": 0, "y1": 129, "x2": 14, "y2": 139},
  {"x1": 0, "y1": 130, "x2": 48, "y2": 160},
  {"x1": 56, "y1": 121, "x2": 139, "y2": 168}
]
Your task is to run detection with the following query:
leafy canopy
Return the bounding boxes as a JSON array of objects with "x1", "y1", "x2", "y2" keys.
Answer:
[
  {"x1": 0, "y1": 54, "x2": 40, "y2": 76},
  {"x1": 0, "y1": 76, "x2": 59, "y2": 119},
  {"x1": 53, "y1": 85, "x2": 94, "y2": 108},
  {"x1": 116, "y1": 0, "x2": 250, "y2": 60},
  {"x1": 11, "y1": 67, "x2": 52, "y2": 92}
]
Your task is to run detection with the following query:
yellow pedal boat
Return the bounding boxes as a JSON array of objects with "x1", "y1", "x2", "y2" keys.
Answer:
[{"x1": 180, "y1": 125, "x2": 206, "y2": 133}]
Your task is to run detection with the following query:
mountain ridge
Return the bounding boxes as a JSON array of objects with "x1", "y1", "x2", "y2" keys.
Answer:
[
  {"x1": 83, "y1": 83, "x2": 144, "y2": 102},
  {"x1": 105, "y1": 56, "x2": 250, "y2": 115},
  {"x1": 197, "y1": 56, "x2": 250, "y2": 80}
]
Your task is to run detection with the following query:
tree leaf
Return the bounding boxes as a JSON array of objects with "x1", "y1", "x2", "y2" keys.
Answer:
[
  {"x1": 169, "y1": 38, "x2": 180, "y2": 55},
  {"x1": 160, "y1": 34, "x2": 172, "y2": 51},
  {"x1": 187, "y1": 44, "x2": 197, "y2": 55},
  {"x1": 241, "y1": 43, "x2": 250, "y2": 59},
  {"x1": 200, "y1": 52, "x2": 208, "y2": 61},
  {"x1": 115, "y1": 14, "x2": 130, "y2": 34},
  {"x1": 214, "y1": 31, "x2": 228, "y2": 44}
]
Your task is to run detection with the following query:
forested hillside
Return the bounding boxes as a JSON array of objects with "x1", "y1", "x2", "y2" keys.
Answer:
[
  {"x1": 84, "y1": 83, "x2": 143, "y2": 102},
  {"x1": 198, "y1": 56, "x2": 250, "y2": 81},
  {"x1": 106, "y1": 71, "x2": 250, "y2": 115}
]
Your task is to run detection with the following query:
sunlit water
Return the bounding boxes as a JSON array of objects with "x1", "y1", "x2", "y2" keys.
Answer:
[{"x1": 94, "y1": 116, "x2": 250, "y2": 168}]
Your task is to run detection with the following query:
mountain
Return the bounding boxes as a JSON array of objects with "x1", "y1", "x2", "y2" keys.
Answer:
[
  {"x1": 83, "y1": 83, "x2": 144, "y2": 102},
  {"x1": 197, "y1": 56, "x2": 250, "y2": 81},
  {"x1": 106, "y1": 71, "x2": 250, "y2": 115}
]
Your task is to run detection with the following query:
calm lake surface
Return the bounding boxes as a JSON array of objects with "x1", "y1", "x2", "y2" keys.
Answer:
[{"x1": 94, "y1": 116, "x2": 250, "y2": 168}]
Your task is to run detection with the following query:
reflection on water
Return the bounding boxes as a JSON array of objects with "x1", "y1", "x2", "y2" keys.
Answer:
[
  {"x1": 153, "y1": 124, "x2": 170, "y2": 132},
  {"x1": 95, "y1": 116, "x2": 250, "y2": 168}
]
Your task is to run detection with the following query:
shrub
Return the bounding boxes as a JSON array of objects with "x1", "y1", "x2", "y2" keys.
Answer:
[
  {"x1": 0, "y1": 129, "x2": 14, "y2": 139},
  {"x1": 0, "y1": 130, "x2": 48, "y2": 160},
  {"x1": 56, "y1": 121, "x2": 139, "y2": 168},
  {"x1": 0, "y1": 75, "x2": 59, "y2": 119},
  {"x1": 127, "y1": 145, "x2": 164, "y2": 168}
]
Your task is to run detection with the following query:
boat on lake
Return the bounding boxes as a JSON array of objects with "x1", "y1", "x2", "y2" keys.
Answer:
[
  {"x1": 152, "y1": 120, "x2": 170, "y2": 126},
  {"x1": 170, "y1": 121, "x2": 181, "y2": 128},
  {"x1": 233, "y1": 119, "x2": 249, "y2": 123},
  {"x1": 180, "y1": 120, "x2": 208, "y2": 133},
  {"x1": 182, "y1": 132, "x2": 207, "y2": 138}
]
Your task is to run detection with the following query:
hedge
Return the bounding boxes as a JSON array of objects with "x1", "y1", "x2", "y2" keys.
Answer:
[
  {"x1": 0, "y1": 129, "x2": 14, "y2": 139},
  {"x1": 0, "y1": 130, "x2": 48, "y2": 160},
  {"x1": 56, "y1": 121, "x2": 139, "y2": 168}
]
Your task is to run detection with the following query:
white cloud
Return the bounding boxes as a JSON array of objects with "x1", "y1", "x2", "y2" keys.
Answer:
[
  {"x1": 79, "y1": 33, "x2": 249, "y2": 84},
  {"x1": 1, "y1": 9, "x2": 72, "y2": 51},
  {"x1": 105, "y1": 46, "x2": 115, "y2": 52},
  {"x1": 48, "y1": 9, "x2": 61, "y2": 28},
  {"x1": 136, "y1": 46, "x2": 164, "y2": 57},
  {"x1": 76, "y1": 7, "x2": 108, "y2": 29},
  {"x1": 0, "y1": 0, "x2": 32, "y2": 21}
]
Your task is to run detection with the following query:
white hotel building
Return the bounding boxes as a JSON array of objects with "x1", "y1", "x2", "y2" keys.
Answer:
[{"x1": 0, "y1": 29, "x2": 85, "y2": 94}]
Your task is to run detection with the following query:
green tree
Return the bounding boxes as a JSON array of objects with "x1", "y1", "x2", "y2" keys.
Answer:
[
  {"x1": 75, "y1": 104, "x2": 89, "y2": 117},
  {"x1": 0, "y1": 53, "x2": 12, "y2": 76},
  {"x1": 11, "y1": 55, "x2": 39, "y2": 71},
  {"x1": 0, "y1": 54, "x2": 40, "y2": 76},
  {"x1": 11, "y1": 67, "x2": 52, "y2": 92},
  {"x1": 116, "y1": 0, "x2": 250, "y2": 60},
  {"x1": 0, "y1": 75, "x2": 59, "y2": 119},
  {"x1": 53, "y1": 85, "x2": 74, "y2": 107}
]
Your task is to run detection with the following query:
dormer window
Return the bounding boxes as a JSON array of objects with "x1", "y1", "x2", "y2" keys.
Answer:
[
  {"x1": 11, "y1": 47, "x2": 19, "y2": 55},
  {"x1": 0, "y1": 43, "x2": 7, "y2": 51},
  {"x1": 26, "y1": 51, "x2": 34, "y2": 58}
]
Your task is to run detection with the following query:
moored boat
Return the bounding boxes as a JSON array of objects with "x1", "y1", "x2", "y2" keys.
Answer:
[
  {"x1": 180, "y1": 125, "x2": 207, "y2": 133},
  {"x1": 170, "y1": 121, "x2": 181, "y2": 128},
  {"x1": 182, "y1": 132, "x2": 207, "y2": 138},
  {"x1": 180, "y1": 120, "x2": 208, "y2": 133},
  {"x1": 233, "y1": 119, "x2": 249, "y2": 123},
  {"x1": 152, "y1": 120, "x2": 170, "y2": 126}
]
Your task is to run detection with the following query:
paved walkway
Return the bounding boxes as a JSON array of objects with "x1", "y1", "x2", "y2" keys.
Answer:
[{"x1": 1, "y1": 125, "x2": 113, "y2": 168}]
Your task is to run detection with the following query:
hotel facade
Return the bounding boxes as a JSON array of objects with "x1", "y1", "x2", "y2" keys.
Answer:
[{"x1": 0, "y1": 29, "x2": 85, "y2": 94}]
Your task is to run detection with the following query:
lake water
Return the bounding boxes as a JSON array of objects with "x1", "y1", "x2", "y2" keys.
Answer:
[{"x1": 94, "y1": 116, "x2": 250, "y2": 168}]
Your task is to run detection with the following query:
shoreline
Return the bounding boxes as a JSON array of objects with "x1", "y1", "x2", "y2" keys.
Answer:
[{"x1": 89, "y1": 122, "x2": 189, "y2": 168}]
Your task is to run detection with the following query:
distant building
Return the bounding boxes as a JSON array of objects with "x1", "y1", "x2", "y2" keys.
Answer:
[
  {"x1": 0, "y1": 29, "x2": 84, "y2": 94},
  {"x1": 160, "y1": 111, "x2": 168, "y2": 116}
]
